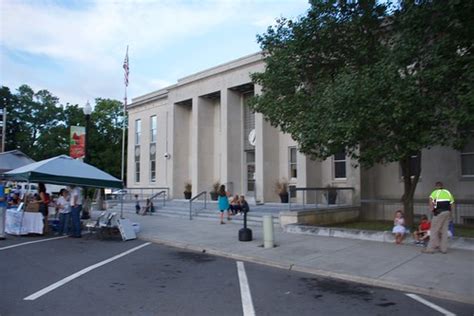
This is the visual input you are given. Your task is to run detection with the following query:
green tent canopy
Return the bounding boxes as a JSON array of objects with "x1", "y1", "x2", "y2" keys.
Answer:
[{"x1": 4, "y1": 155, "x2": 123, "y2": 189}]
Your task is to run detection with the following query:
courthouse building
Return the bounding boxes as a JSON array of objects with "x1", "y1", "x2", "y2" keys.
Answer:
[{"x1": 127, "y1": 52, "x2": 474, "y2": 221}]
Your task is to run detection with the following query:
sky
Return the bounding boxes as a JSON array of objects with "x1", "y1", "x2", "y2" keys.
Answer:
[{"x1": 0, "y1": 0, "x2": 310, "y2": 108}]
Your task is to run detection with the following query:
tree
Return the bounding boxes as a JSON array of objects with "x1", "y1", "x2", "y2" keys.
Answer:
[
  {"x1": 88, "y1": 98, "x2": 127, "y2": 179},
  {"x1": 2, "y1": 84, "x2": 127, "y2": 181},
  {"x1": 2, "y1": 84, "x2": 63, "y2": 160},
  {"x1": 249, "y1": 0, "x2": 474, "y2": 226}
]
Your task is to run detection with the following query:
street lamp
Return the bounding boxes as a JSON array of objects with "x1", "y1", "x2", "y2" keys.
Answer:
[
  {"x1": 83, "y1": 100, "x2": 92, "y2": 163},
  {"x1": 82, "y1": 101, "x2": 92, "y2": 220}
]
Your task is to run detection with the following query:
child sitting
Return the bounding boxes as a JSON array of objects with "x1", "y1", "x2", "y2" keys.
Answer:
[
  {"x1": 413, "y1": 215, "x2": 430, "y2": 246},
  {"x1": 229, "y1": 195, "x2": 241, "y2": 215},
  {"x1": 392, "y1": 210, "x2": 406, "y2": 245}
]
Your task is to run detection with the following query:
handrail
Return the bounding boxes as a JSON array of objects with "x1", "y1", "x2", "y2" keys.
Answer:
[
  {"x1": 288, "y1": 187, "x2": 355, "y2": 211},
  {"x1": 150, "y1": 190, "x2": 167, "y2": 207},
  {"x1": 189, "y1": 191, "x2": 207, "y2": 220},
  {"x1": 120, "y1": 187, "x2": 170, "y2": 201}
]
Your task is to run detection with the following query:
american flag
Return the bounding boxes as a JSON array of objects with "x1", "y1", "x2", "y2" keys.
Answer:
[{"x1": 123, "y1": 46, "x2": 129, "y2": 87}]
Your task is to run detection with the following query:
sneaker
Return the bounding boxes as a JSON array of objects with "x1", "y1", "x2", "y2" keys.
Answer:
[
  {"x1": 220, "y1": 221, "x2": 225, "y2": 225},
  {"x1": 421, "y1": 248, "x2": 434, "y2": 254}
]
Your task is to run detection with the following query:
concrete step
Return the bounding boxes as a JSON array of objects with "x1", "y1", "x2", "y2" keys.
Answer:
[{"x1": 109, "y1": 203, "x2": 281, "y2": 225}]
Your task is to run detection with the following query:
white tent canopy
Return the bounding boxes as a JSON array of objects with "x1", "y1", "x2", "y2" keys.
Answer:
[{"x1": 4, "y1": 155, "x2": 123, "y2": 189}]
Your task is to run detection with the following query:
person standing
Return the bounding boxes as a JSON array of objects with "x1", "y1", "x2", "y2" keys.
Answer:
[
  {"x1": 56, "y1": 189, "x2": 71, "y2": 236},
  {"x1": 36, "y1": 183, "x2": 50, "y2": 235},
  {"x1": 70, "y1": 185, "x2": 83, "y2": 238},
  {"x1": 217, "y1": 185, "x2": 231, "y2": 224},
  {"x1": 0, "y1": 181, "x2": 6, "y2": 240},
  {"x1": 423, "y1": 181, "x2": 455, "y2": 254}
]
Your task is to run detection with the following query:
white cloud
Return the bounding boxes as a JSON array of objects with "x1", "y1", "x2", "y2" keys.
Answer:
[{"x1": 0, "y1": 0, "x2": 309, "y2": 105}]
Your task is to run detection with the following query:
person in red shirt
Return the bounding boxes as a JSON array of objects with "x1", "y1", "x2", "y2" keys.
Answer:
[{"x1": 413, "y1": 215, "x2": 431, "y2": 245}]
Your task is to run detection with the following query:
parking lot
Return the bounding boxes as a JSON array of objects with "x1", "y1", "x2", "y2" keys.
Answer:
[{"x1": 1, "y1": 235, "x2": 473, "y2": 316}]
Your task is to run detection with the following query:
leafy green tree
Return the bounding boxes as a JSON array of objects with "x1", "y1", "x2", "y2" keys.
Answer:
[
  {"x1": 249, "y1": 0, "x2": 474, "y2": 226},
  {"x1": 2, "y1": 84, "x2": 127, "y2": 181},
  {"x1": 88, "y1": 98, "x2": 127, "y2": 179}
]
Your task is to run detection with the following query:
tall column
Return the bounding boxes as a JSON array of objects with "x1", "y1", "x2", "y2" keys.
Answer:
[
  {"x1": 298, "y1": 155, "x2": 322, "y2": 204},
  {"x1": 254, "y1": 84, "x2": 280, "y2": 202},
  {"x1": 172, "y1": 102, "x2": 192, "y2": 198},
  {"x1": 221, "y1": 89, "x2": 242, "y2": 194},
  {"x1": 192, "y1": 96, "x2": 216, "y2": 194}
]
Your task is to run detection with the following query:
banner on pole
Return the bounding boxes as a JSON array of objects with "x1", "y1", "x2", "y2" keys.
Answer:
[{"x1": 70, "y1": 126, "x2": 86, "y2": 159}]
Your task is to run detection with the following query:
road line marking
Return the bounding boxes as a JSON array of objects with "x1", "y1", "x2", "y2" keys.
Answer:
[
  {"x1": 0, "y1": 236, "x2": 68, "y2": 251},
  {"x1": 24, "y1": 242, "x2": 151, "y2": 301},
  {"x1": 406, "y1": 293, "x2": 456, "y2": 316},
  {"x1": 236, "y1": 261, "x2": 256, "y2": 316}
]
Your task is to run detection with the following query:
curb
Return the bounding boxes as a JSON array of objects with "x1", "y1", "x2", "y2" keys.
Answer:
[
  {"x1": 284, "y1": 224, "x2": 474, "y2": 252},
  {"x1": 139, "y1": 235, "x2": 474, "y2": 305}
]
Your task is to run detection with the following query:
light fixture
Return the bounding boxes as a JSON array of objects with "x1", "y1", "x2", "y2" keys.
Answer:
[{"x1": 83, "y1": 100, "x2": 92, "y2": 115}]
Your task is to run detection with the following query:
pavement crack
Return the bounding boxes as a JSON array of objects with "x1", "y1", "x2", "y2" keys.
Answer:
[{"x1": 376, "y1": 253, "x2": 422, "y2": 279}]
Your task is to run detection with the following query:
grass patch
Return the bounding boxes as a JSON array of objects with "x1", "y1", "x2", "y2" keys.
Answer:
[{"x1": 325, "y1": 220, "x2": 474, "y2": 238}]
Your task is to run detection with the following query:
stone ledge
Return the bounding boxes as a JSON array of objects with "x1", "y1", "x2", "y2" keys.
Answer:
[{"x1": 284, "y1": 224, "x2": 474, "y2": 251}]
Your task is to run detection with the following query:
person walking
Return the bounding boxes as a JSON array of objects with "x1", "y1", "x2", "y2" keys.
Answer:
[
  {"x1": 0, "y1": 181, "x2": 6, "y2": 240},
  {"x1": 422, "y1": 181, "x2": 455, "y2": 254},
  {"x1": 70, "y1": 185, "x2": 83, "y2": 238}
]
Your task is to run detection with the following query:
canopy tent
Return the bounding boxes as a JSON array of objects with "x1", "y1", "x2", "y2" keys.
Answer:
[
  {"x1": 4, "y1": 155, "x2": 123, "y2": 189},
  {"x1": 0, "y1": 150, "x2": 35, "y2": 175}
]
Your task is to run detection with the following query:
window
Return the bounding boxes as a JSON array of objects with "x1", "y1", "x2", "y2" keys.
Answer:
[
  {"x1": 289, "y1": 147, "x2": 297, "y2": 179},
  {"x1": 134, "y1": 145, "x2": 140, "y2": 183},
  {"x1": 150, "y1": 143, "x2": 156, "y2": 182},
  {"x1": 150, "y1": 115, "x2": 157, "y2": 143},
  {"x1": 401, "y1": 153, "x2": 421, "y2": 178},
  {"x1": 461, "y1": 140, "x2": 474, "y2": 176},
  {"x1": 334, "y1": 151, "x2": 346, "y2": 179},
  {"x1": 135, "y1": 119, "x2": 142, "y2": 144}
]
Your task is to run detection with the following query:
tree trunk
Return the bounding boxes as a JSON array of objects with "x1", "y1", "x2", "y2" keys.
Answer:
[{"x1": 400, "y1": 157, "x2": 420, "y2": 228}]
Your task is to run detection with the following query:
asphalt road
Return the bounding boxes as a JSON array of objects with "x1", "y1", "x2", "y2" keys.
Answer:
[{"x1": 1, "y1": 235, "x2": 472, "y2": 316}]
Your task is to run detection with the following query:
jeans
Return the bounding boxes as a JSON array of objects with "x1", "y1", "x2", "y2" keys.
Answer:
[
  {"x1": 71, "y1": 205, "x2": 82, "y2": 237},
  {"x1": 59, "y1": 212, "x2": 71, "y2": 235}
]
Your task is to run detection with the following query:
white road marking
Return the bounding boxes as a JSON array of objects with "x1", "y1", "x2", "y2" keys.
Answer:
[
  {"x1": 0, "y1": 236, "x2": 68, "y2": 251},
  {"x1": 406, "y1": 293, "x2": 456, "y2": 316},
  {"x1": 24, "y1": 242, "x2": 151, "y2": 301},
  {"x1": 237, "y1": 261, "x2": 256, "y2": 316}
]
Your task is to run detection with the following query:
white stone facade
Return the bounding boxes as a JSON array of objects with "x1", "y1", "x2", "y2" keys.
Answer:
[{"x1": 127, "y1": 52, "x2": 473, "y2": 210}]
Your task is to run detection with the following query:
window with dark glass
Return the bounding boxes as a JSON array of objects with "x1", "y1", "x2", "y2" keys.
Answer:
[
  {"x1": 134, "y1": 145, "x2": 140, "y2": 183},
  {"x1": 461, "y1": 140, "x2": 474, "y2": 176},
  {"x1": 135, "y1": 119, "x2": 142, "y2": 144},
  {"x1": 150, "y1": 143, "x2": 156, "y2": 182},
  {"x1": 401, "y1": 153, "x2": 421, "y2": 178},
  {"x1": 289, "y1": 147, "x2": 297, "y2": 179},
  {"x1": 334, "y1": 151, "x2": 346, "y2": 179}
]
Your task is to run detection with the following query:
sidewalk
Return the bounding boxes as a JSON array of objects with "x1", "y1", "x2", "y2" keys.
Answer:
[{"x1": 122, "y1": 212, "x2": 474, "y2": 305}]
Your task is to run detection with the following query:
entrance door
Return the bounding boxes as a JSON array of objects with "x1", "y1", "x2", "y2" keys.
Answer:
[{"x1": 246, "y1": 151, "x2": 255, "y2": 198}]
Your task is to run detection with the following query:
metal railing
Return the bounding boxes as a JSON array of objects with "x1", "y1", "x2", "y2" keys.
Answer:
[
  {"x1": 189, "y1": 191, "x2": 207, "y2": 220},
  {"x1": 112, "y1": 187, "x2": 170, "y2": 201},
  {"x1": 150, "y1": 190, "x2": 167, "y2": 208},
  {"x1": 288, "y1": 187, "x2": 355, "y2": 211}
]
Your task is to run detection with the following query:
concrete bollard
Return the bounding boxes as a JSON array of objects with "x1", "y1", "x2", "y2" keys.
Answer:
[{"x1": 263, "y1": 215, "x2": 274, "y2": 248}]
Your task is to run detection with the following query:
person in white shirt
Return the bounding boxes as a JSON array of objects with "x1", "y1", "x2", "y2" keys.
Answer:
[
  {"x1": 56, "y1": 189, "x2": 71, "y2": 236},
  {"x1": 69, "y1": 185, "x2": 83, "y2": 238}
]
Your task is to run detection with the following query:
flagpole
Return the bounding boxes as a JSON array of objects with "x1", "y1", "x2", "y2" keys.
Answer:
[
  {"x1": 120, "y1": 45, "x2": 129, "y2": 219},
  {"x1": 121, "y1": 45, "x2": 129, "y2": 183}
]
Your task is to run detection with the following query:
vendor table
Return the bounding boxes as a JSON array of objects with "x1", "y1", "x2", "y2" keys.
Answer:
[{"x1": 5, "y1": 209, "x2": 44, "y2": 235}]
